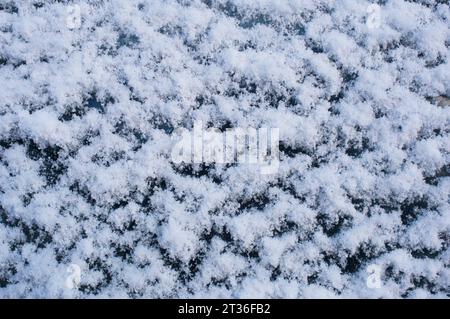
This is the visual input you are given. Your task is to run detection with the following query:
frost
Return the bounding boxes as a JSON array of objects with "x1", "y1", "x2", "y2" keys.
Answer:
[{"x1": 0, "y1": 0, "x2": 449, "y2": 298}]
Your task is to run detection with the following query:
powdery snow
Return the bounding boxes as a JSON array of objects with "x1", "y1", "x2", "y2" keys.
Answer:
[{"x1": 0, "y1": 0, "x2": 449, "y2": 298}]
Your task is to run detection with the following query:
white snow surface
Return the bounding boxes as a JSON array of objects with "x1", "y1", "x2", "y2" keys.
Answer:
[{"x1": 0, "y1": 0, "x2": 449, "y2": 298}]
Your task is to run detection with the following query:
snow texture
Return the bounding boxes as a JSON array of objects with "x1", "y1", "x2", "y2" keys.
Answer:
[{"x1": 0, "y1": 0, "x2": 449, "y2": 298}]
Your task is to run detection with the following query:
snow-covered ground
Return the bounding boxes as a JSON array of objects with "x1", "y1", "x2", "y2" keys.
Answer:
[{"x1": 0, "y1": 0, "x2": 449, "y2": 298}]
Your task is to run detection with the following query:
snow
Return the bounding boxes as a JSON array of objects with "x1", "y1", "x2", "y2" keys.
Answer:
[{"x1": 0, "y1": 0, "x2": 449, "y2": 298}]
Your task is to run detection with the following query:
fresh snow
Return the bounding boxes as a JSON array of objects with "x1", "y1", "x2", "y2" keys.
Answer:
[{"x1": 0, "y1": 0, "x2": 449, "y2": 298}]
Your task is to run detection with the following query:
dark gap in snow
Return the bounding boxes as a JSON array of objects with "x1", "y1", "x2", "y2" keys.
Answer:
[
  {"x1": 343, "y1": 243, "x2": 378, "y2": 274},
  {"x1": 270, "y1": 266, "x2": 282, "y2": 281},
  {"x1": 158, "y1": 24, "x2": 183, "y2": 38},
  {"x1": 152, "y1": 116, "x2": 174, "y2": 134},
  {"x1": 424, "y1": 54, "x2": 445, "y2": 68},
  {"x1": 40, "y1": 159, "x2": 67, "y2": 186},
  {"x1": 264, "y1": 90, "x2": 291, "y2": 109},
  {"x1": 26, "y1": 140, "x2": 67, "y2": 186},
  {"x1": 328, "y1": 91, "x2": 345, "y2": 104},
  {"x1": 0, "y1": 136, "x2": 21, "y2": 151},
  {"x1": 411, "y1": 247, "x2": 443, "y2": 259},
  {"x1": 11, "y1": 59, "x2": 27, "y2": 69},
  {"x1": 193, "y1": 54, "x2": 212, "y2": 66},
  {"x1": 201, "y1": 225, "x2": 233, "y2": 244},
  {"x1": 80, "y1": 257, "x2": 113, "y2": 294},
  {"x1": 276, "y1": 180, "x2": 306, "y2": 202},
  {"x1": 158, "y1": 246, "x2": 185, "y2": 276},
  {"x1": 185, "y1": 251, "x2": 207, "y2": 282},
  {"x1": 21, "y1": 192, "x2": 35, "y2": 207},
  {"x1": 236, "y1": 246, "x2": 260, "y2": 261},
  {"x1": 321, "y1": 251, "x2": 340, "y2": 267},
  {"x1": 209, "y1": 1, "x2": 240, "y2": 20},
  {"x1": 286, "y1": 22, "x2": 306, "y2": 36},
  {"x1": 91, "y1": 150, "x2": 126, "y2": 168},
  {"x1": 384, "y1": 264, "x2": 405, "y2": 284},
  {"x1": 128, "y1": 86, "x2": 146, "y2": 104},
  {"x1": 98, "y1": 43, "x2": 118, "y2": 57},
  {"x1": 39, "y1": 56, "x2": 49, "y2": 64},
  {"x1": 317, "y1": 214, "x2": 349, "y2": 237},
  {"x1": 206, "y1": 0, "x2": 277, "y2": 30},
  {"x1": 238, "y1": 13, "x2": 273, "y2": 30},
  {"x1": 0, "y1": 206, "x2": 21, "y2": 231},
  {"x1": 69, "y1": 181, "x2": 97, "y2": 206},
  {"x1": 279, "y1": 142, "x2": 312, "y2": 158},
  {"x1": 114, "y1": 120, "x2": 148, "y2": 151},
  {"x1": 33, "y1": 2, "x2": 44, "y2": 9},
  {"x1": 305, "y1": 39, "x2": 324, "y2": 54},
  {"x1": 238, "y1": 77, "x2": 257, "y2": 94},
  {"x1": 0, "y1": 263, "x2": 16, "y2": 288},
  {"x1": 223, "y1": 76, "x2": 259, "y2": 99},
  {"x1": 271, "y1": 221, "x2": 298, "y2": 237},
  {"x1": 371, "y1": 199, "x2": 400, "y2": 214},
  {"x1": 83, "y1": 92, "x2": 110, "y2": 114},
  {"x1": 342, "y1": 69, "x2": 359, "y2": 84},
  {"x1": 147, "y1": 177, "x2": 168, "y2": 193},
  {"x1": 216, "y1": 119, "x2": 234, "y2": 131},
  {"x1": 311, "y1": 154, "x2": 332, "y2": 169},
  {"x1": 209, "y1": 277, "x2": 232, "y2": 289},
  {"x1": 171, "y1": 163, "x2": 223, "y2": 184},
  {"x1": 194, "y1": 94, "x2": 209, "y2": 109},
  {"x1": 328, "y1": 70, "x2": 358, "y2": 106},
  {"x1": 79, "y1": 130, "x2": 99, "y2": 147},
  {"x1": 21, "y1": 223, "x2": 53, "y2": 249},
  {"x1": 400, "y1": 196, "x2": 429, "y2": 226},
  {"x1": 411, "y1": 275, "x2": 438, "y2": 294},
  {"x1": 237, "y1": 192, "x2": 271, "y2": 212},
  {"x1": 345, "y1": 137, "x2": 371, "y2": 158},
  {"x1": 113, "y1": 243, "x2": 134, "y2": 262},
  {"x1": 59, "y1": 104, "x2": 86, "y2": 121},
  {"x1": 349, "y1": 196, "x2": 366, "y2": 213},
  {"x1": 54, "y1": 241, "x2": 77, "y2": 264},
  {"x1": 111, "y1": 199, "x2": 130, "y2": 211},
  {"x1": 307, "y1": 272, "x2": 319, "y2": 284},
  {"x1": 416, "y1": 123, "x2": 446, "y2": 140}
]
